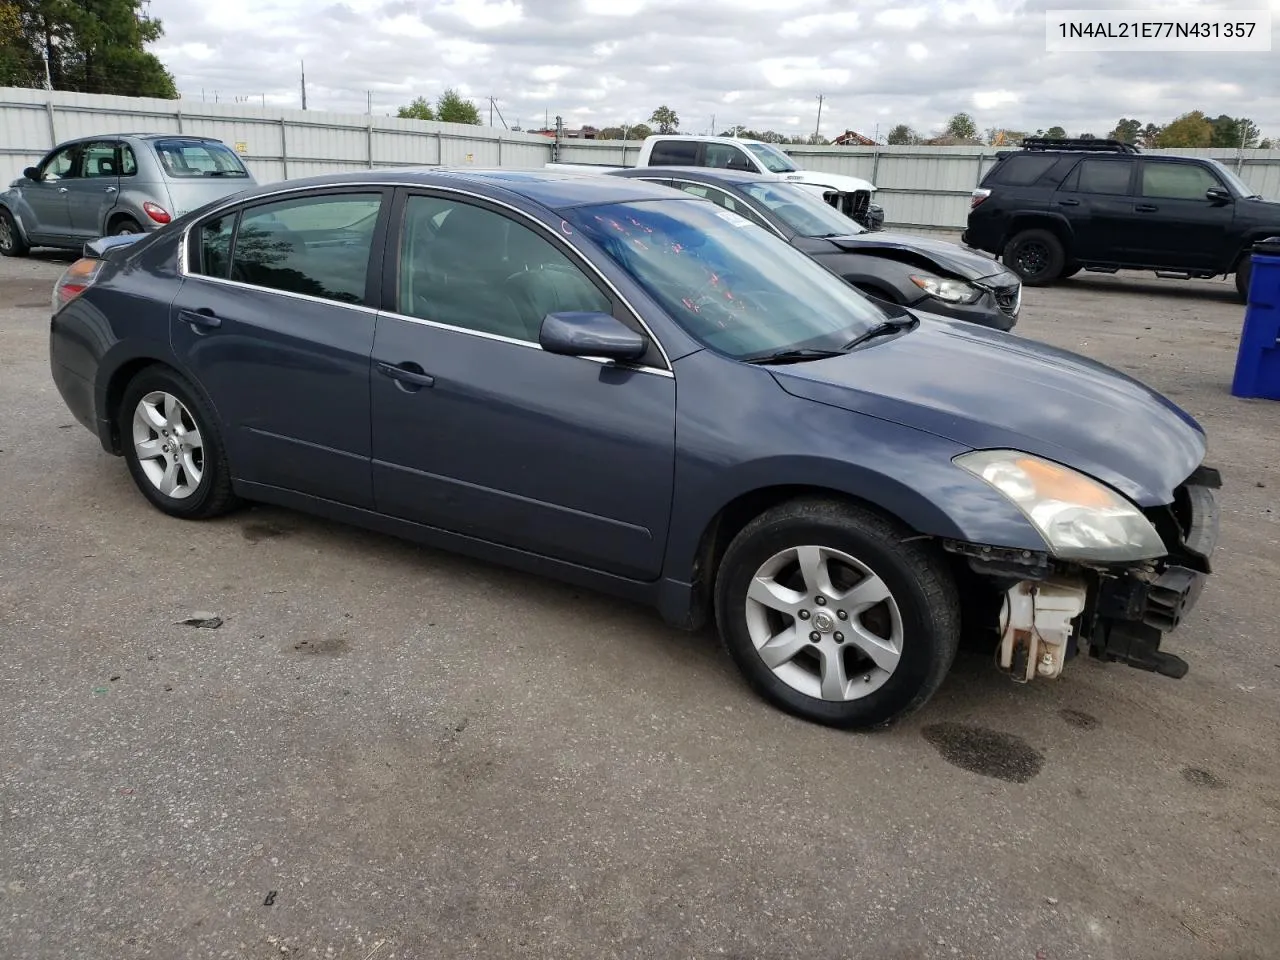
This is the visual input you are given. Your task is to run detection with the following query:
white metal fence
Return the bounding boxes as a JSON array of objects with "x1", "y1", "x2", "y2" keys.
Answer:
[{"x1": 4, "y1": 87, "x2": 1279, "y2": 230}]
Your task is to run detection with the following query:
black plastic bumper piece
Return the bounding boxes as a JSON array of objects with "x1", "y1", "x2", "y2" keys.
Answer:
[{"x1": 1086, "y1": 564, "x2": 1206, "y2": 679}]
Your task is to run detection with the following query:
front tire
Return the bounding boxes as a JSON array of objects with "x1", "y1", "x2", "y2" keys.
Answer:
[
  {"x1": 118, "y1": 366, "x2": 239, "y2": 520},
  {"x1": 714, "y1": 498, "x2": 960, "y2": 729},
  {"x1": 1003, "y1": 228, "x2": 1066, "y2": 286},
  {"x1": 0, "y1": 208, "x2": 30, "y2": 257}
]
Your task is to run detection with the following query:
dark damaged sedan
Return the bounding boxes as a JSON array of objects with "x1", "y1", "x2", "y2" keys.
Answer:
[
  {"x1": 607, "y1": 166, "x2": 1022, "y2": 331},
  {"x1": 49, "y1": 170, "x2": 1219, "y2": 728}
]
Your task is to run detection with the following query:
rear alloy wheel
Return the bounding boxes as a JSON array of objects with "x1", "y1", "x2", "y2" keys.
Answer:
[
  {"x1": 112, "y1": 217, "x2": 142, "y2": 236},
  {"x1": 0, "y1": 208, "x2": 30, "y2": 257},
  {"x1": 1235, "y1": 255, "x2": 1252, "y2": 303},
  {"x1": 1003, "y1": 228, "x2": 1066, "y2": 286},
  {"x1": 119, "y1": 367, "x2": 238, "y2": 520},
  {"x1": 714, "y1": 498, "x2": 960, "y2": 729}
]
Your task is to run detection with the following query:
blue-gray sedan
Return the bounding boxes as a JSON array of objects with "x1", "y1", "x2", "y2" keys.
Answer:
[{"x1": 48, "y1": 169, "x2": 1220, "y2": 728}]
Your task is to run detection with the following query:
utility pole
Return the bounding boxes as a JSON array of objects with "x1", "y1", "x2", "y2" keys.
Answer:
[
  {"x1": 814, "y1": 93, "x2": 824, "y2": 140},
  {"x1": 300, "y1": 60, "x2": 307, "y2": 110},
  {"x1": 710, "y1": 113, "x2": 716, "y2": 135}
]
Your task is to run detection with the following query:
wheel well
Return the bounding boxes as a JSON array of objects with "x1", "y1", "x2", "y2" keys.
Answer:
[
  {"x1": 1003, "y1": 216, "x2": 1072, "y2": 257},
  {"x1": 103, "y1": 358, "x2": 167, "y2": 453},
  {"x1": 106, "y1": 211, "x2": 140, "y2": 233},
  {"x1": 689, "y1": 485, "x2": 918, "y2": 616}
]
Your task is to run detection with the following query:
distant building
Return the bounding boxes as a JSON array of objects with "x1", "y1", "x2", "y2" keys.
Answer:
[
  {"x1": 833, "y1": 129, "x2": 878, "y2": 146},
  {"x1": 922, "y1": 135, "x2": 985, "y2": 146}
]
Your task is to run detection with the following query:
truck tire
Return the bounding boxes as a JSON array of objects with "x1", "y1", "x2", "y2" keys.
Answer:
[
  {"x1": 1235, "y1": 254, "x2": 1252, "y2": 303},
  {"x1": 1003, "y1": 229, "x2": 1066, "y2": 286}
]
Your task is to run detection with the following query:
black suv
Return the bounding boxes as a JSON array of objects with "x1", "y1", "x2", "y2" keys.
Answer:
[{"x1": 963, "y1": 137, "x2": 1280, "y2": 301}]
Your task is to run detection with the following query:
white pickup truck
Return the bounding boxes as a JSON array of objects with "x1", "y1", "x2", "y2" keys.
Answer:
[{"x1": 547, "y1": 134, "x2": 883, "y2": 230}]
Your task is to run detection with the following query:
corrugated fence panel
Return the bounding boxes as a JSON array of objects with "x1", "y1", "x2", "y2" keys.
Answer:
[{"x1": 3, "y1": 88, "x2": 1278, "y2": 227}]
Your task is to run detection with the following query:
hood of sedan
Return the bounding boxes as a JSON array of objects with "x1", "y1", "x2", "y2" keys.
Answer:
[
  {"x1": 825, "y1": 231, "x2": 1009, "y2": 282},
  {"x1": 769, "y1": 317, "x2": 1206, "y2": 506}
]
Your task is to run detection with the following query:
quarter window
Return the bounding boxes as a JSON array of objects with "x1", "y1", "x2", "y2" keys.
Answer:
[
  {"x1": 192, "y1": 215, "x2": 235, "y2": 279},
  {"x1": 226, "y1": 193, "x2": 382, "y2": 303},
  {"x1": 1141, "y1": 163, "x2": 1222, "y2": 201},
  {"x1": 120, "y1": 145, "x2": 138, "y2": 177},
  {"x1": 397, "y1": 195, "x2": 612, "y2": 343}
]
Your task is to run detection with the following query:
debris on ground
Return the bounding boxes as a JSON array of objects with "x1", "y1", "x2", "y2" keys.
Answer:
[{"x1": 176, "y1": 612, "x2": 223, "y2": 629}]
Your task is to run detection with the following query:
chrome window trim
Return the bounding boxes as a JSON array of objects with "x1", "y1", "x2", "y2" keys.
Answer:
[{"x1": 177, "y1": 179, "x2": 674, "y2": 372}]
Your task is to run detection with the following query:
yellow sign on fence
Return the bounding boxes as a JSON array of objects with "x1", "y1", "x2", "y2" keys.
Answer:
[{"x1": 234, "y1": 141, "x2": 248, "y2": 154}]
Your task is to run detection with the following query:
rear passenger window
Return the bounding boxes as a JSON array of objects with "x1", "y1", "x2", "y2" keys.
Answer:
[
  {"x1": 649, "y1": 140, "x2": 698, "y2": 165},
  {"x1": 228, "y1": 194, "x2": 382, "y2": 304},
  {"x1": 703, "y1": 143, "x2": 754, "y2": 171},
  {"x1": 990, "y1": 154, "x2": 1057, "y2": 185},
  {"x1": 1063, "y1": 159, "x2": 1132, "y2": 196}
]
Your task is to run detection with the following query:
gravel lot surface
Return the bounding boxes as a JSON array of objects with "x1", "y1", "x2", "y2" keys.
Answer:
[{"x1": 2, "y1": 250, "x2": 1277, "y2": 960}]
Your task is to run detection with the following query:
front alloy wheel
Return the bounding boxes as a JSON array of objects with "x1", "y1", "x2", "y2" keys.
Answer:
[
  {"x1": 715, "y1": 498, "x2": 960, "y2": 729},
  {"x1": 745, "y1": 545, "x2": 903, "y2": 701}
]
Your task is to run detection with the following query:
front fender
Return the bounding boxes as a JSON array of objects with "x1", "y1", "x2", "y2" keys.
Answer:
[{"x1": 661, "y1": 351, "x2": 1047, "y2": 584}]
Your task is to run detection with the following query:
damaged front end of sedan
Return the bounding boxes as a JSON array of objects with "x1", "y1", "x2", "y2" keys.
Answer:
[{"x1": 944, "y1": 453, "x2": 1222, "y2": 685}]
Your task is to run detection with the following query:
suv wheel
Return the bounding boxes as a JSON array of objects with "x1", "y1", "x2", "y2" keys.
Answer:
[
  {"x1": 713, "y1": 497, "x2": 960, "y2": 729},
  {"x1": 1003, "y1": 229, "x2": 1065, "y2": 286}
]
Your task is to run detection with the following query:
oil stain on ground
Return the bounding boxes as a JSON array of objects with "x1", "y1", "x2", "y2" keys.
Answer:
[
  {"x1": 242, "y1": 521, "x2": 292, "y2": 543},
  {"x1": 921, "y1": 722, "x2": 1045, "y2": 783},
  {"x1": 1059, "y1": 708, "x2": 1099, "y2": 730},
  {"x1": 1182, "y1": 767, "x2": 1228, "y2": 789}
]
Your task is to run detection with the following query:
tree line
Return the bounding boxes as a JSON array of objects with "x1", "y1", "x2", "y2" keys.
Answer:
[
  {"x1": 0, "y1": 0, "x2": 176, "y2": 97},
  {"x1": 888, "y1": 111, "x2": 1272, "y2": 149}
]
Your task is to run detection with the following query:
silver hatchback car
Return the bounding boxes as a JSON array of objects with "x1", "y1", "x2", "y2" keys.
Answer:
[{"x1": 0, "y1": 133, "x2": 257, "y2": 256}]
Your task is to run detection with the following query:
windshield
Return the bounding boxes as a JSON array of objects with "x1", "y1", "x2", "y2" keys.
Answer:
[
  {"x1": 741, "y1": 181, "x2": 865, "y2": 238},
  {"x1": 563, "y1": 199, "x2": 886, "y2": 359},
  {"x1": 153, "y1": 139, "x2": 250, "y2": 178},
  {"x1": 1205, "y1": 159, "x2": 1260, "y2": 197},
  {"x1": 745, "y1": 142, "x2": 799, "y2": 173}
]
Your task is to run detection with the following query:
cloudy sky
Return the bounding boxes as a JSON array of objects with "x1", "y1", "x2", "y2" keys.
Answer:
[{"x1": 151, "y1": 0, "x2": 1280, "y2": 140}]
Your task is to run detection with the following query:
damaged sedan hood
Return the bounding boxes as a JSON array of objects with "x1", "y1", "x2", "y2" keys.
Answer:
[
  {"x1": 824, "y1": 231, "x2": 1006, "y2": 281},
  {"x1": 769, "y1": 316, "x2": 1207, "y2": 506}
]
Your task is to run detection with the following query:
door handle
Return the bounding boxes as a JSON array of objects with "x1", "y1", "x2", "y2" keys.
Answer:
[
  {"x1": 376, "y1": 361, "x2": 435, "y2": 388},
  {"x1": 1135, "y1": 203, "x2": 1158, "y2": 212},
  {"x1": 1056, "y1": 198, "x2": 1080, "y2": 206},
  {"x1": 179, "y1": 308, "x2": 221, "y2": 330}
]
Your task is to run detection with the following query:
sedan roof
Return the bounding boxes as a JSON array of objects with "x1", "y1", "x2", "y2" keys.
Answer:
[{"x1": 205, "y1": 168, "x2": 683, "y2": 213}]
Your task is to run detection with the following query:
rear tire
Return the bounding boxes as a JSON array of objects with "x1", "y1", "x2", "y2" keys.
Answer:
[
  {"x1": 118, "y1": 366, "x2": 239, "y2": 520},
  {"x1": 0, "y1": 208, "x2": 30, "y2": 257},
  {"x1": 111, "y1": 217, "x2": 142, "y2": 236},
  {"x1": 1003, "y1": 228, "x2": 1066, "y2": 286},
  {"x1": 713, "y1": 497, "x2": 960, "y2": 729},
  {"x1": 1235, "y1": 255, "x2": 1252, "y2": 303}
]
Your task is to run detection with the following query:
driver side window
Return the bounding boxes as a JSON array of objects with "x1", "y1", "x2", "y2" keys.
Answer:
[
  {"x1": 39, "y1": 146, "x2": 78, "y2": 181},
  {"x1": 397, "y1": 195, "x2": 612, "y2": 343}
]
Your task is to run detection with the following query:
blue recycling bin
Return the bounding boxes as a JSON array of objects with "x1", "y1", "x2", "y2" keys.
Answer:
[{"x1": 1231, "y1": 237, "x2": 1280, "y2": 400}]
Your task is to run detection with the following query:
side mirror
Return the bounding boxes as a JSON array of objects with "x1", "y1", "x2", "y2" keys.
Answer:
[
  {"x1": 23, "y1": 167, "x2": 39, "y2": 181},
  {"x1": 539, "y1": 312, "x2": 647, "y2": 362},
  {"x1": 1206, "y1": 187, "x2": 1232, "y2": 205}
]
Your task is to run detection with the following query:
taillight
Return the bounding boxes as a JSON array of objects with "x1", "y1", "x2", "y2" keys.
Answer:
[
  {"x1": 53, "y1": 257, "x2": 104, "y2": 312},
  {"x1": 970, "y1": 188, "x2": 991, "y2": 209},
  {"x1": 143, "y1": 201, "x2": 171, "y2": 224}
]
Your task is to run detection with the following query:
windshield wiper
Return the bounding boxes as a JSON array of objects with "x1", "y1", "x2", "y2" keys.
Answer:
[
  {"x1": 842, "y1": 316, "x2": 917, "y2": 350},
  {"x1": 742, "y1": 347, "x2": 847, "y2": 365}
]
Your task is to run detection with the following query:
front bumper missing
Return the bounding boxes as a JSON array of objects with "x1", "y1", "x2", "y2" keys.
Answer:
[{"x1": 954, "y1": 465, "x2": 1221, "y2": 684}]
